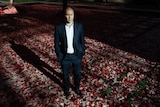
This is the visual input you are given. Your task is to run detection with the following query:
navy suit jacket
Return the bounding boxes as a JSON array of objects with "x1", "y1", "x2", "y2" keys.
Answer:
[{"x1": 54, "y1": 22, "x2": 85, "y2": 62}]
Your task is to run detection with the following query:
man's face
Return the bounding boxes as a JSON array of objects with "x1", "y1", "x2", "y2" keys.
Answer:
[{"x1": 65, "y1": 9, "x2": 74, "y2": 24}]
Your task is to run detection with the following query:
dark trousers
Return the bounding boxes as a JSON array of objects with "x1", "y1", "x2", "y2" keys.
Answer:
[{"x1": 61, "y1": 54, "x2": 82, "y2": 91}]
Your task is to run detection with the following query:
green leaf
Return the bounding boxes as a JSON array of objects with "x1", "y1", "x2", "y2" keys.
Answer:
[
  {"x1": 139, "y1": 78, "x2": 148, "y2": 89},
  {"x1": 132, "y1": 91, "x2": 140, "y2": 97},
  {"x1": 101, "y1": 87, "x2": 111, "y2": 97},
  {"x1": 121, "y1": 73, "x2": 127, "y2": 77},
  {"x1": 117, "y1": 77, "x2": 122, "y2": 81}
]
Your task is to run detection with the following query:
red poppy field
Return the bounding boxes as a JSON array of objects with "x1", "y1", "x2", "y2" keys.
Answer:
[{"x1": 0, "y1": 3, "x2": 160, "y2": 107}]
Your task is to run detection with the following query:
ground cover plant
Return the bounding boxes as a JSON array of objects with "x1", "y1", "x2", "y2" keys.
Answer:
[{"x1": 0, "y1": 4, "x2": 160, "y2": 106}]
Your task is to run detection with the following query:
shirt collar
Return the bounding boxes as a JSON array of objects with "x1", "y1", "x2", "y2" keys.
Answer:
[{"x1": 66, "y1": 22, "x2": 74, "y2": 27}]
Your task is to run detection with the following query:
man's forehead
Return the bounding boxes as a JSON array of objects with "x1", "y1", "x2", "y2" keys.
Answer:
[{"x1": 65, "y1": 7, "x2": 74, "y2": 14}]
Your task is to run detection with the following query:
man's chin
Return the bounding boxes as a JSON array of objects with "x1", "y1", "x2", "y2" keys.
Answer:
[{"x1": 67, "y1": 21, "x2": 73, "y2": 24}]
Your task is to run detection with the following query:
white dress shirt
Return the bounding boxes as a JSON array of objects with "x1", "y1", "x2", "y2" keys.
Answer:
[{"x1": 65, "y1": 23, "x2": 74, "y2": 54}]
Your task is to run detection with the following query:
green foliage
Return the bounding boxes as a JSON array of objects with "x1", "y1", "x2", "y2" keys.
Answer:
[
  {"x1": 139, "y1": 78, "x2": 148, "y2": 89},
  {"x1": 117, "y1": 77, "x2": 122, "y2": 81},
  {"x1": 121, "y1": 73, "x2": 127, "y2": 77},
  {"x1": 132, "y1": 91, "x2": 141, "y2": 97},
  {"x1": 101, "y1": 87, "x2": 111, "y2": 97}
]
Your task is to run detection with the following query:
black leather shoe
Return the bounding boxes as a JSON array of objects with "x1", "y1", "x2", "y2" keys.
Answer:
[
  {"x1": 75, "y1": 90, "x2": 82, "y2": 96},
  {"x1": 64, "y1": 91, "x2": 70, "y2": 98}
]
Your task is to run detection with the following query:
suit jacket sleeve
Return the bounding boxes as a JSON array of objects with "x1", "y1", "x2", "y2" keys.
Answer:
[
  {"x1": 54, "y1": 25, "x2": 64, "y2": 61},
  {"x1": 80, "y1": 24, "x2": 85, "y2": 55},
  {"x1": 73, "y1": 22, "x2": 85, "y2": 58}
]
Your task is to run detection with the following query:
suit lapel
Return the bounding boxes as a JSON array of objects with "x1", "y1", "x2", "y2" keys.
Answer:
[
  {"x1": 63, "y1": 23, "x2": 67, "y2": 50},
  {"x1": 63, "y1": 23, "x2": 66, "y2": 38}
]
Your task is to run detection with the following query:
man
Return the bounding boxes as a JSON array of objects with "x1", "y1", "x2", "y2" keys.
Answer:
[{"x1": 54, "y1": 7, "x2": 85, "y2": 98}]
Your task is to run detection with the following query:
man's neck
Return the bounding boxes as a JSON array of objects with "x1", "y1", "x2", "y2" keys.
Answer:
[{"x1": 66, "y1": 22, "x2": 73, "y2": 27}]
